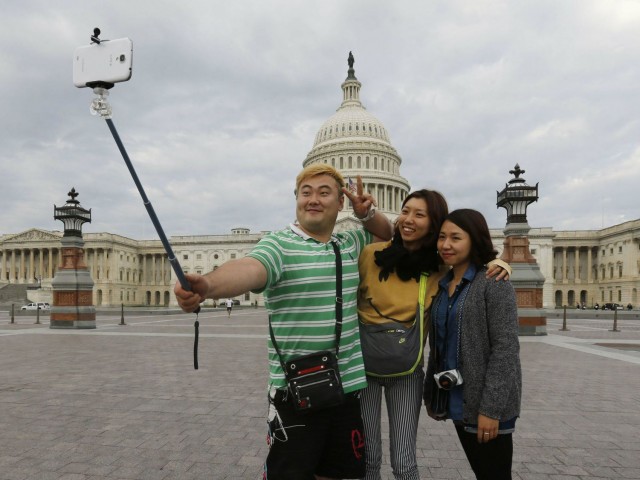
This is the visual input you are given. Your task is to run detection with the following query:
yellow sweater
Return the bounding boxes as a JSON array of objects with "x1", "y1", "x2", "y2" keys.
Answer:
[{"x1": 358, "y1": 242, "x2": 443, "y2": 327}]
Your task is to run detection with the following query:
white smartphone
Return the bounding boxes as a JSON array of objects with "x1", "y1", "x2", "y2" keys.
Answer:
[{"x1": 73, "y1": 37, "x2": 133, "y2": 88}]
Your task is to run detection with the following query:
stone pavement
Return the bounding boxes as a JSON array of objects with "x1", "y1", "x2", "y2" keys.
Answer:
[{"x1": 1, "y1": 308, "x2": 639, "y2": 480}]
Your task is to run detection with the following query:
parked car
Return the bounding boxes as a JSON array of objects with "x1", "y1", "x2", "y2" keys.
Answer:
[
  {"x1": 603, "y1": 303, "x2": 624, "y2": 311},
  {"x1": 20, "y1": 302, "x2": 50, "y2": 310}
]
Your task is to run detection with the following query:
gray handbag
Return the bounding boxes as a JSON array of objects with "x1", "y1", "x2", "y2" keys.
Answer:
[{"x1": 359, "y1": 273, "x2": 428, "y2": 377}]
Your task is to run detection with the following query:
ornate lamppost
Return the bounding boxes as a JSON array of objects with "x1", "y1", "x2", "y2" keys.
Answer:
[
  {"x1": 50, "y1": 188, "x2": 96, "y2": 329},
  {"x1": 497, "y1": 164, "x2": 547, "y2": 335}
]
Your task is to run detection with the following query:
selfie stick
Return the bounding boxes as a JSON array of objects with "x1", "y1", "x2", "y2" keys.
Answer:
[{"x1": 89, "y1": 85, "x2": 201, "y2": 369}]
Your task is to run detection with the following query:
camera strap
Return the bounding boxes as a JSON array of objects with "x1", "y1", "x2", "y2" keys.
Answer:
[{"x1": 269, "y1": 240, "x2": 343, "y2": 375}]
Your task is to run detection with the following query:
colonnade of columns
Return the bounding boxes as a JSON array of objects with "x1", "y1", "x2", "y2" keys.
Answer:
[
  {"x1": 0, "y1": 247, "x2": 172, "y2": 287},
  {"x1": 0, "y1": 248, "x2": 60, "y2": 283},
  {"x1": 344, "y1": 182, "x2": 407, "y2": 213},
  {"x1": 552, "y1": 246, "x2": 600, "y2": 283}
]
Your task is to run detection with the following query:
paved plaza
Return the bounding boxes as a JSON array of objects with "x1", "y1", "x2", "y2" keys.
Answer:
[{"x1": 1, "y1": 308, "x2": 639, "y2": 480}]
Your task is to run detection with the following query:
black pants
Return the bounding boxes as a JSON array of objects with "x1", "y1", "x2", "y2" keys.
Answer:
[{"x1": 455, "y1": 425, "x2": 513, "y2": 480}]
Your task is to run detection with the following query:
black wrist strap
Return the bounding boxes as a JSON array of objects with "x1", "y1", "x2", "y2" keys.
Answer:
[{"x1": 270, "y1": 240, "x2": 343, "y2": 375}]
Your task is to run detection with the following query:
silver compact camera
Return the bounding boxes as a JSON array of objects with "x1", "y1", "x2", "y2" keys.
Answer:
[{"x1": 433, "y1": 369, "x2": 463, "y2": 390}]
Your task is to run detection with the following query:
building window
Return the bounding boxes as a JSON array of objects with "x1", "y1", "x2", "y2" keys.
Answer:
[
  {"x1": 183, "y1": 254, "x2": 189, "y2": 260},
  {"x1": 231, "y1": 254, "x2": 236, "y2": 259},
  {"x1": 619, "y1": 265, "x2": 623, "y2": 278},
  {"x1": 619, "y1": 246, "x2": 622, "y2": 253},
  {"x1": 196, "y1": 254, "x2": 202, "y2": 260},
  {"x1": 214, "y1": 254, "x2": 219, "y2": 259},
  {"x1": 530, "y1": 248, "x2": 537, "y2": 255},
  {"x1": 245, "y1": 293, "x2": 250, "y2": 301}
]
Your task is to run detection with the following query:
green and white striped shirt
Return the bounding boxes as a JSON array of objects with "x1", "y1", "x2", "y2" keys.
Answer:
[{"x1": 248, "y1": 224, "x2": 373, "y2": 393}]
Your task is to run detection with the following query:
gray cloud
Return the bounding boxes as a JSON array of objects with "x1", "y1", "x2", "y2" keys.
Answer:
[{"x1": 1, "y1": 0, "x2": 639, "y2": 240}]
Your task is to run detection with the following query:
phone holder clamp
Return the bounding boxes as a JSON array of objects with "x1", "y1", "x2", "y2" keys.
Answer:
[{"x1": 90, "y1": 87, "x2": 112, "y2": 119}]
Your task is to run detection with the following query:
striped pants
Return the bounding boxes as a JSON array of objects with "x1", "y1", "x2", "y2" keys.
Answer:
[{"x1": 359, "y1": 368, "x2": 424, "y2": 480}]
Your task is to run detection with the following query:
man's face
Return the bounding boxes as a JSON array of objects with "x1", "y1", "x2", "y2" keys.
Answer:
[{"x1": 296, "y1": 174, "x2": 344, "y2": 239}]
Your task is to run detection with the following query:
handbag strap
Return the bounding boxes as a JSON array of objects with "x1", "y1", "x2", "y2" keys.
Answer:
[
  {"x1": 418, "y1": 272, "x2": 428, "y2": 311},
  {"x1": 269, "y1": 240, "x2": 344, "y2": 377}
]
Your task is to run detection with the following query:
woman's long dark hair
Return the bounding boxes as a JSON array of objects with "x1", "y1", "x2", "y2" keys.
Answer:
[
  {"x1": 374, "y1": 189, "x2": 448, "y2": 281},
  {"x1": 444, "y1": 209, "x2": 498, "y2": 267}
]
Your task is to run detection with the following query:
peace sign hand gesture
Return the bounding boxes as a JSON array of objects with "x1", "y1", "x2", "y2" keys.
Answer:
[{"x1": 342, "y1": 175, "x2": 377, "y2": 219}]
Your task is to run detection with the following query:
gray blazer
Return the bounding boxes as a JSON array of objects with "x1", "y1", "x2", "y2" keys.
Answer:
[{"x1": 425, "y1": 269, "x2": 522, "y2": 424}]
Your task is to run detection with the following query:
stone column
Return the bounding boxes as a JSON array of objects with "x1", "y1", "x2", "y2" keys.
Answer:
[
  {"x1": 19, "y1": 249, "x2": 25, "y2": 282},
  {"x1": 10, "y1": 250, "x2": 16, "y2": 282},
  {"x1": 46, "y1": 248, "x2": 52, "y2": 279},
  {"x1": 29, "y1": 249, "x2": 35, "y2": 283},
  {"x1": 587, "y1": 248, "x2": 593, "y2": 283},
  {"x1": 562, "y1": 248, "x2": 567, "y2": 282},
  {"x1": 39, "y1": 249, "x2": 44, "y2": 280}
]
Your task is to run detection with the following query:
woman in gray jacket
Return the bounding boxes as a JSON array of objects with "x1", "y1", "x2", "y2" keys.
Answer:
[{"x1": 424, "y1": 209, "x2": 522, "y2": 480}]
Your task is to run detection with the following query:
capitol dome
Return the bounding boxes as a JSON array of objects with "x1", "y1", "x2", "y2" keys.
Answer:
[
  {"x1": 312, "y1": 102, "x2": 391, "y2": 148},
  {"x1": 303, "y1": 52, "x2": 410, "y2": 227}
]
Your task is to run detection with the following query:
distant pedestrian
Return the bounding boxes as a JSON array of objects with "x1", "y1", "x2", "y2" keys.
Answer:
[{"x1": 225, "y1": 298, "x2": 234, "y2": 317}]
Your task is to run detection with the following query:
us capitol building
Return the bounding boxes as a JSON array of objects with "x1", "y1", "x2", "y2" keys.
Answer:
[{"x1": 1, "y1": 55, "x2": 638, "y2": 310}]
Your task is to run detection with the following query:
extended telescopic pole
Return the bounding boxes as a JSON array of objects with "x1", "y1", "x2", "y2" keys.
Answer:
[{"x1": 90, "y1": 86, "x2": 201, "y2": 369}]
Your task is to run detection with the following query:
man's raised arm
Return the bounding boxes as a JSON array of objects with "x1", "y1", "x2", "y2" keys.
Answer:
[{"x1": 174, "y1": 257, "x2": 267, "y2": 313}]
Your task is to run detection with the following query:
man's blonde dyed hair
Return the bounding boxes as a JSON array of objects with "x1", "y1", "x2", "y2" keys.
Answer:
[{"x1": 295, "y1": 163, "x2": 345, "y2": 196}]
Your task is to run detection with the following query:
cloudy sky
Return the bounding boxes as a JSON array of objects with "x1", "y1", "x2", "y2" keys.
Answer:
[{"x1": 2, "y1": 0, "x2": 639, "y2": 241}]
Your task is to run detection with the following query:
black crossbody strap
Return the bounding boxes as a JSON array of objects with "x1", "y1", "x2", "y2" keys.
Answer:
[
  {"x1": 331, "y1": 241, "x2": 343, "y2": 357},
  {"x1": 269, "y1": 240, "x2": 344, "y2": 376}
]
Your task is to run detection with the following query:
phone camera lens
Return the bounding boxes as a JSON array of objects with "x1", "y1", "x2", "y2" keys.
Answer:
[{"x1": 119, "y1": 54, "x2": 126, "y2": 62}]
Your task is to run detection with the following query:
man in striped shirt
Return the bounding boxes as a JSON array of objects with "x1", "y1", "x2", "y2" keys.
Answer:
[{"x1": 175, "y1": 164, "x2": 392, "y2": 479}]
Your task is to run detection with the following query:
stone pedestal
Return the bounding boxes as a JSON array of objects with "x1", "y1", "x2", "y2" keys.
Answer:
[
  {"x1": 501, "y1": 223, "x2": 547, "y2": 336},
  {"x1": 50, "y1": 236, "x2": 95, "y2": 329}
]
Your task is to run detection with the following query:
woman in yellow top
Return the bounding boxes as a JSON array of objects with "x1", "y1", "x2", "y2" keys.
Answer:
[{"x1": 357, "y1": 189, "x2": 509, "y2": 480}]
